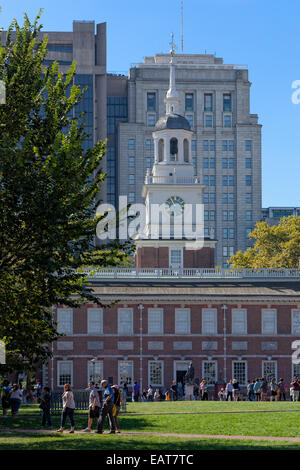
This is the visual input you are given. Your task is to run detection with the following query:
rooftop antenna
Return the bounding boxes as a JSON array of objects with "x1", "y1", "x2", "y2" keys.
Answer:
[{"x1": 181, "y1": 0, "x2": 184, "y2": 54}]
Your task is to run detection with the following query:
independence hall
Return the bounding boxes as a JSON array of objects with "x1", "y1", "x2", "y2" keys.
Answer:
[{"x1": 44, "y1": 53, "x2": 300, "y2": 393}]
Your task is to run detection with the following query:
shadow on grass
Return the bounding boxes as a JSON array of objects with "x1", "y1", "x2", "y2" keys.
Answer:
[{"x1": 1, "y1": 432, "x2": 300, "y2": 451}]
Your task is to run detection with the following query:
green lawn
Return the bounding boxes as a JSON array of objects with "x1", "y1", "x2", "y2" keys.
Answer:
[{"x1": 0, "y1": 401, "x2": 300, "y2": 450}]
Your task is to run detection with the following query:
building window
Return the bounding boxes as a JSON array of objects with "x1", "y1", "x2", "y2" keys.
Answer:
[
  {"x1": 224, "y1": 114, "x2": 232, "y2": 127},
  {"x1": 229, "y1": 140, "x2": 234, "y2": 151},
  {"x1": 204, "y1": 93, "x2": 213, "y2": 111},
  {"x1": 175, "y1": 309, "x2": 191, "y2": 334},
  {"x1": 145, "y1": 139, "x2": 153, "y2": 151},
  {"x1": 292, "y1": 310, "x2": 300, "y2": 334},
  {"x1": 148, "y1": 308, "x2": 164, "y2": 334},
  {"x1": 129, "y1": 156, "x2": 135, "y2": 168},
  {"x1": 146, "y1": 157, "x2": 152, "y2": 168},
  {"x1": 232, "y1": 361, "x2": 247, "y2": 385},
  {"x1": 147, "y1": 92, "x2": 156, "y2": 111},
  {"x1": 246, "y1": 175, "x2": 252, "y2": 186},
  {"x1": 57, "y1": 361, "x2": 73, "y2": 387},
  {"x1": 229, "y1": 228, "x2": 235, "y2": 239},
  {"x1": 57, "y1": 309, "x2": 73, "y2": 335},
  {"x1": 170, "y1": 249, "x2": 182, "y2": 267},
  {"x1": 245, "y1": 140, "x2": 252, "y2": 151},
  {"x1": 202, "y1": 309, "x2": 217, "y2": 335},
  {"x1": 262, "y1": 309, "x2": 277, "y2": 335},
  {"x1": 149, "y1": 361, "x2": 163, "y2": 386},
  {"x1": 129, "y1": 174, "x2": 135, "y2": 185},
  {"x1": 203, "y1": 193, "x2": 215, "y2": 204},
  {"x1": 232, "y1": 309, "x2": 247, "y2": 334},
  {"x1": 147, "y1": 113, "x2": 156, "y2": 127},
  {"x1": 222, "y1": 176, "x2": 228, "y2": 186},
  {"x1": 292, "y1": 363, "x2": 300, "y2": 378},
  {"x1": 88, "y1": 360, "x2": 103, "y2": 383},
  {"x1": 246, "y1": 193, "x2": 252, "y2": 204},
  {"x1": 191, "y1": 140, "x2": 197, "y2": 152},
  {"x1": 210, "y1": 140, "x2": 215, "y2": 151},
  {"x1": 262, "y1": 361, "x2": 277, "y2": 382},
  {"x1": 118, "y1": 360, "x2": 133, "y2": 387},
  {"x1": 223, "y1": 93, "x2": 232, "y2": 112},
  {"x1": 118, "y1": 308, "x2": 133, "y2": 335},
  {"x1": 185, "y1": 93, "x2": 194, "y2": 111},
  {"x1": 128, "y1": 192, "x2": 135, "y2": 203},
  {"x1": 87, "y1": 308, "x2": 103, "y2": 334},
  {"x1": 203, "y1": 140, "x2": 209, "y2": 151},
  {"x1": 223, "y1": 193, "x2": 235, "y2": 204},
  {"x1": 210, "y1": 157, "x2": 215, "y2": 169},
  {"x1": 229, "y1": 175, "x2": 234, "y2": 186},
  {"x1": 128, "y1": 139, "x2": 135, "y2": 150},
  {"x1": 209, "y1": 210, "x2": 215, "y2": 221},
  {"x1": 205, "y1": 114, "x2": 213, "y2": 127},
  {"x1": 246, "y1": 157, "x2": 252, "y2": 169},
  {"x1": 202, "y1": 361, "x2": 217, "y2": 384},
  {"x1": 246, "y1": 210, "x2": 252, "y2": 221},
  {"x1": 203, "y1": 158, "x2": 209, "y2": 169},
  {"x1": 246, "y1": 228, "x2": 252, "y2": 239},
  {"x1": 210, "y1": 175, "x2": 215, "y2": 186},
  {"x1": 223, "y1": 246, "x2": 234, "y2": 257}
]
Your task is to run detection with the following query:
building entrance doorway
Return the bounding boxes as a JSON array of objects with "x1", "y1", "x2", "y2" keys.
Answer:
[{"x1": 174, "y1": 361, "x2": 190, "y2": 385}]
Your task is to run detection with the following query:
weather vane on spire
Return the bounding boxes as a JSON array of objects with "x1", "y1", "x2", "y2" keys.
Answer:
[{"x1": 169, "y1": 33, "x2": 177, "y2": 56}]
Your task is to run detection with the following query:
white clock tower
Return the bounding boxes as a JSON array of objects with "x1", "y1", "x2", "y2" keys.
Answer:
[{"x1": 135, "y1": 44, "x2": 216, "y2": 269}]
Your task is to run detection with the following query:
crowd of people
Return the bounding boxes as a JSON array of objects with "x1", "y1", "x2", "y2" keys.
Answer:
[{"x1": 1, "y1": 376, "x2": 300, "y2": 433}]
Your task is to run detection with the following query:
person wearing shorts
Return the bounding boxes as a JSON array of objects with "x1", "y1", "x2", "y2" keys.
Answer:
[
  {"x1": 270, "y1": 378, "x2": 278, "y2": 401},
  {"x1": 83, "y1": 381, "x2": 101, "y2": 432}
]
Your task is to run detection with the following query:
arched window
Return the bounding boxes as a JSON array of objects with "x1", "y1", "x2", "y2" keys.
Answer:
[
  {"x1": 158, "y1": 139, "x2": 164, "y2": 162},
  {"x1": 184, "y1": 139, "x2": 189, "y2": 162},
  {"x1": 170, "y1": 138, "x2": 178, "y2": 161}
]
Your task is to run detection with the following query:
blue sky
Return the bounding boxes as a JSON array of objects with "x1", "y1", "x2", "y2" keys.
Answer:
[{"x1": 1, "y1": 0, "x2": 299, "y2": 207}]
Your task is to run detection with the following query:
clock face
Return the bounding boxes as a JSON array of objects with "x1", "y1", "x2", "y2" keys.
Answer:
[{"x1": 165, "y1": 196, "x2": 185, "y2": 216}]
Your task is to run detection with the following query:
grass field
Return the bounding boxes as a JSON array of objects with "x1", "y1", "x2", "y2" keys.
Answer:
[{"x1": 1, "y1": 401, "x2": 300, "y2": 450}]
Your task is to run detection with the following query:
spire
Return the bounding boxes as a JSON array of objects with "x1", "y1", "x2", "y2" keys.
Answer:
[{"x1": 165, "y1": 33, "x2": 180, "y2": 115}]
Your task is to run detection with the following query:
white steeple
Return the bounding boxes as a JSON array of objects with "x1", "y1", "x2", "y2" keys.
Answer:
[{"x1": 165, "y1": 34, "x2": 180, "y2": 115}]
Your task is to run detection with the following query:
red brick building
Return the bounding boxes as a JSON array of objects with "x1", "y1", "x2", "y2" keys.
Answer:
[{"x1": 45, "y1": 269, "x2": 300, "y2": 393}]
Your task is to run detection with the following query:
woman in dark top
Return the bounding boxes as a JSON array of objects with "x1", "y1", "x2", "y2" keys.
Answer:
[{"x1": 112, "y1": 385, "x2": 122, "y2": 433}]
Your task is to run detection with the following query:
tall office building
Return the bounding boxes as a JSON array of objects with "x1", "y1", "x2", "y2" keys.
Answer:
[{"x1": 118, "y1": 53, "x2": 262, "y2": 266}]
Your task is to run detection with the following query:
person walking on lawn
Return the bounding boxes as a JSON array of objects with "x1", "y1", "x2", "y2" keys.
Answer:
[
  {"x1": 10, "y1": 384, "x2": 23, "y2": 418},
  {"x1": 82, "y1": 381, "x2": 101, "y2": 432},
  {"x1": 95, "y1": 380, "x2": 116, "y2": 434},
  {"x1": 56, "y1": 383, "x2": 76, "y2": 433},
  {"x1": 1, "y1": 380, "x2": 11, "y2": 418},
  {"x1": 40, "y1": 387, "x2": 52, "y2": 428},
  {"x1": 112, "y1": 385, "x2": 122, "y2": 433}
]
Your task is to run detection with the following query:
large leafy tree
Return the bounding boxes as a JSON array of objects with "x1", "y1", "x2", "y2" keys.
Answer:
[
  {"x1": 0, "y1": 12, "x2": 133, "y2": 374},
  {"x1": 229, "y1": 216, "x2": 300, "y2": 268}
]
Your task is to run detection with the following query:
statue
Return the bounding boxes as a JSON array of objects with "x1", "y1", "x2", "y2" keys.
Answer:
[{"x1": 184, "y1": 362, "x2": 194, "y2": 385}]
